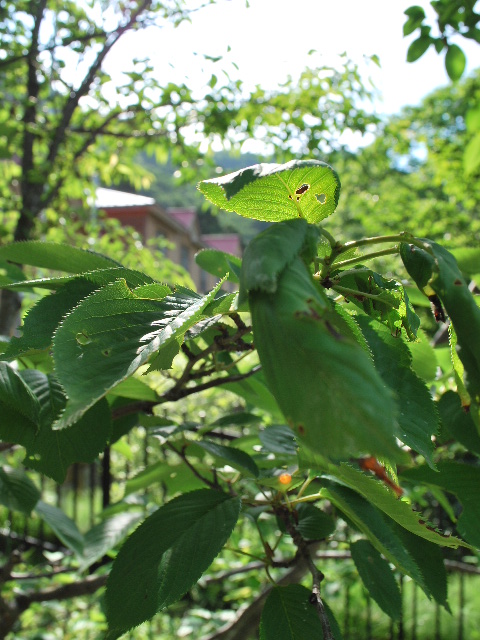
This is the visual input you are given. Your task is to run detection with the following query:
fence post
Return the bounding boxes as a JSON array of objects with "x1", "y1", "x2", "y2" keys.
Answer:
[{"x1": 102, "y1": 446, "x2": 111, "y2": 508}]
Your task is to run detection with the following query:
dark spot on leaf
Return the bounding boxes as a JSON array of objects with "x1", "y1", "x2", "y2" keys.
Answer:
[
  {"x1": 316, "y1": 193, "x2": 327, "y2": 204},
  {"x1": 454, "y1": 279, "x2": 463, "y2": 286},
  {"x1": 288, "y1": 183, "x2": 310, "y2": 201},
  {"x1": 75, "y1": 331, "x2": 91, "y2": 345},
  {"x1": 102, "y1": 349, "x2": 111, "y2": 357},
  {"x1": 297, "y1": 424, "x2": 305, "y2": 436}
]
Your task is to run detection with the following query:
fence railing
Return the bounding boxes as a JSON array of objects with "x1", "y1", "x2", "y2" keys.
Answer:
[{"x1": 1, "y1": 432, "x2": 480, "y2": 640}]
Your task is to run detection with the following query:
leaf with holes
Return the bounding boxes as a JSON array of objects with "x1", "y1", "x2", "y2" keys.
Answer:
[
  {"x1": 249, "y1": 256, "x2": 400, "y2": 461},
  {"x1": 198, "y1": 159, "x2": 341, "y2": 223},
  {"x1": 105, "y1": 489, "x2": 241, "y2": 639}
]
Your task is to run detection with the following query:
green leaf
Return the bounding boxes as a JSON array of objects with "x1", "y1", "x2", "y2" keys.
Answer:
[
  {"x1": 296, "y1": 503, "x2": 335, "y2": 540},
  {"x1": 80, "y1": 512, "x2": 144, "y2": 571},
  {"x1": 198, "y1": 159, "x2": 341, "y2": 224},
  {"x1": 324, "y1": 464, "x2": 468, "y2": 548},
  {"x1": 464, "y1": 131, "x2": 480, "y2": 176},
  {"x1": 451, "y1": 247, "x2": 480, "y2": 277},
  {"x1": 250, "y1": 255, "x2": 400, "y2": 461},
  {"x1": 35, "y1": 500, "x2": 84, "y2": 556},
  {"x1": 403, "y1": 6, "x2": 426, "y2": 35},
  {"x1": 195, "y1": 248, "x2": 241, "y2": 283},
  {"x1": 260, "y1": 425, "x2": 297, "y2": 455},
  {"x1": 0, "y1": 241, "x2": 120, "y2": 273},
  {"x1": 107, "y1": 377, "x2": 159, "y2": 402},
  {"x1": 0, "y1": 465, "x2": 40, "y2": 514},
  {"x1": 333, "y1": 267, "x2": 419, "y2": 338},
  {"x1": 445, "y1": 44, "x2": 466, "y2": 81},
  {"x1": 124, "y1": 460, "x2": 176, "y2": 496},
  {"x1": 407, "y1": 35, "x2": 432, "y2": 62},
  {"x1": 52, "y1": 280, "x2": 223, "y2": 428},
  {"x1": 209, "y1": 411, "x2": 260, "y2": 427},
  {"x1": 404, "y1": 5, "x2": 426, "y2": 20},
  {"x1": 196, "y1": 440, "x2": 259, "y2": 477},
  {"x1": 1, "y1": 266, "x2": 157, "y2": 292},
  {"x1": 438, "y1": 391, "x2": 480, "y2": 454},
  {"x1": 392, "y1": 524, "x2": 449, "y2": 609},
  {"x1": 0, "y1": 361, "x2": 41, "y2": 428},
  {"x1": 105, "y1": 489, "x2": 241, "y2": 639},
  {"x1": 401, "y1": 241, "x2": 480, "y2": 404},
  {"x1": 223, "y1": 370, "x2": 284, "y2": 421},
  {"x1": 437, "y1": 391, "x2": 480, "y2": 455},
  {"x1": 3, "y1": 370, "x2": 111, "y2": 483},
  {"x1": 350, "y1": 539, "x2": 402, "y2": 619},
  {"x1": 239, "y1": 218, "x2": 316, "y2": 300},
  {"x1": 356, "y1": 316, "x2": 438, "y2": 466},
  {"x1": 0, "y1": 260, "x2": 27, "y2": 287},
  {"x1": 24, "y1": 383, "x2": 111, "y2": 483},
  {"x1": 401, "y1": 462, "x2": 480, "y2": 548},
  {"x1": 408, "y1": 329, "x2": 438, "y2": 382},
  {"x1": 259, "y1": 585, "x2": 341, "y2": 640},
  {"x1": 321, "y1": 479, "x2": 426, "y2": 587},
  {"x1": 4, "y1": 279, "x2": 97, "y2": 359}
]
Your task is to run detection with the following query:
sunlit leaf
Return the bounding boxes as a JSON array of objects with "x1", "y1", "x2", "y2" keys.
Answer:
[{"x1": 198, "y1": 160, "x2": 341, "y2": 224}]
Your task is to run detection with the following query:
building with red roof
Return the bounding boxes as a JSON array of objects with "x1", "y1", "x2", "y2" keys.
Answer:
[{"x1": 95, "y1": 188, "x2": 241, "y2": 292}]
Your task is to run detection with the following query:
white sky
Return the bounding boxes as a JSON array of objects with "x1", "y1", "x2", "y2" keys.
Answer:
[{"x1": 104, "y1": 0, "x2": 480, "y2": 118}]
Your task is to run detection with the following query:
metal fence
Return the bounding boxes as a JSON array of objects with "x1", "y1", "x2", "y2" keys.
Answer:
[{"x1": 1, "y1": 433, "x2": 479, "y2": 640}]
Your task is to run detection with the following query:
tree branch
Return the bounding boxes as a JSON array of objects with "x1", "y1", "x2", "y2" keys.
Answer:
[
  {"x1": 276, "y1": 506, "x2": 334, "y2": 640},
  {"x1": 45, "y1": 0, "x2": 153, "y2": 169},
  {"x1": 0, "y1": 573, "x2": 108, "y2": 639},
  {"x1": 0, "y1": 30, "x2": 108, "y2": 70}
]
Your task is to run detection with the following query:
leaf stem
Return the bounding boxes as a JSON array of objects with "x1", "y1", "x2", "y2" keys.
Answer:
[
  {"x1": 319, "y1": 231, "x2": 432, "y2": 280},
  {"x1": 318, "y1": 227, "x2": 338, "y2": 249},
  {"x1": 332, "y1": 246, "x2": 399, "y2": 269},
  {"x1": 330, "y1": 285, "x2": 396, "y2": 307}
]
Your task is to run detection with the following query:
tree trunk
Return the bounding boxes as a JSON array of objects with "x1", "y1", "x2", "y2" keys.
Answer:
[{"x1": 0, "y1": 289, "x2": 21, "y2": 337}]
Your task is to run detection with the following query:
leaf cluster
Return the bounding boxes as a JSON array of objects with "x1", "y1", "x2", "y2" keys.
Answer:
[{"x1": 1, "y1": 160, "x2": 480, "y2": 639}]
